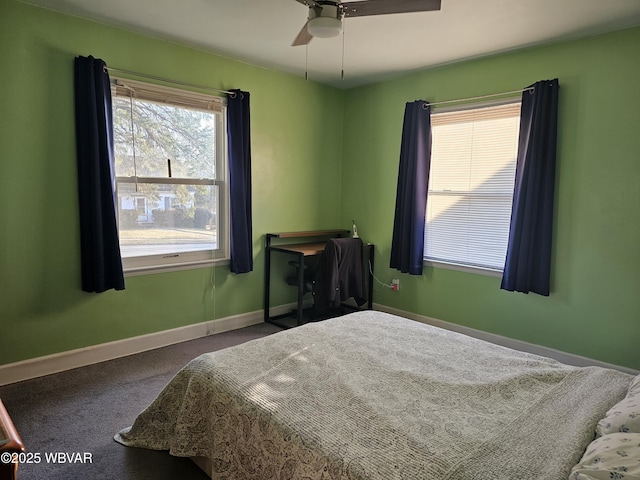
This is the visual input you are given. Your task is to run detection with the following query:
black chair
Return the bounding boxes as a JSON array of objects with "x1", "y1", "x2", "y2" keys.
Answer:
[{"x1": 285, "y1": 258, "x2": 317, "y2": 294}]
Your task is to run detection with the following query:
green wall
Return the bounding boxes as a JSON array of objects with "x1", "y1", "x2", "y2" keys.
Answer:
[
  {"x1": 341, "y1": 27, "x2": 640, "y2": 369},
  {"x1": 0, "y1": 0, "x2": 344, "y2": 364},
  {"x1": 1, "y1": 0, "x2": 638, "y2": 370}
]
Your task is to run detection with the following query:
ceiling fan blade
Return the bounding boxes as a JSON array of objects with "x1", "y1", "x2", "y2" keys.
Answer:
[
  {"x1": 292, "y1": 22, "x2": 313, "y2": 46},
  {"x1": 342, "y1": 0, "x2": 441, "y2": 17}
]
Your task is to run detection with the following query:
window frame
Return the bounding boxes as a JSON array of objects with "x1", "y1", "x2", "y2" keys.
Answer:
[
  {"x1": 423, "y1": 98, "x2": 522, "y2": 276},
  {"x1": 111, "y1": 77, "x2": 230, "y2": 276}
]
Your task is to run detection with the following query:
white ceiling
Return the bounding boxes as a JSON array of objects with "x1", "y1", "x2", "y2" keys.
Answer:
[{"x1": 22, "y1": 0, "x2": 640, "y2": 88}]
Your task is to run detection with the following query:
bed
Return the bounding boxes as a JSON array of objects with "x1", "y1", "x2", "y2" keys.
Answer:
[{"x1": 114, "y1": 310, "x2": 640, "y2": 480}]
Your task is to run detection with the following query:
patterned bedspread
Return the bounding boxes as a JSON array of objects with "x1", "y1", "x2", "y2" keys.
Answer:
[{"x1": 115, "y1": 311, "x2": 632, "y2": 479}]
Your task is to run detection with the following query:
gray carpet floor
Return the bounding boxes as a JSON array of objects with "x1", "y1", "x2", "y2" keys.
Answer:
[{"x1": 0, "y1": 322, "x2": 282, "y2": 480}]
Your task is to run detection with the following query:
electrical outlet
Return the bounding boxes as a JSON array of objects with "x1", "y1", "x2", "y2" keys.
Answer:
[{"x1": 391, "y1": 278, "x2": 400, "y2": 291}]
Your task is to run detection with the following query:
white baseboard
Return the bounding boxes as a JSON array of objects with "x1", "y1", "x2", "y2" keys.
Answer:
[
  {"x1": 0, "y1": 304, "x2": 296, "y2": 386},
  {"x1": 374, "y1": 303, "x2": 639, "y2": 375},
  {"x1": 2, "y1": 303, "x2": 636, "y2": 386}
]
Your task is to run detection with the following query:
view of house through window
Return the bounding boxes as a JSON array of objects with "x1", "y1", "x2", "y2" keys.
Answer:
[
  {"x1": 111, "y1": 78, "x2": 228, "y2": 272},
  {"x1": 424, "y1": 101, "x2": 521, "y2": 272}
]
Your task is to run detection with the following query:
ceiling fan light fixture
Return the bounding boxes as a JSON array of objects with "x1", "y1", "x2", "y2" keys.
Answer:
[{"x1": 307, "y1": 16, "x2": 342, "y2": 38}]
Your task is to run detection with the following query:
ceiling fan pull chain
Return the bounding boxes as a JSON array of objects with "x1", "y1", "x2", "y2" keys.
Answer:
[{"x1": 341, "y1": 19, "x2": 345, "y2": 80}]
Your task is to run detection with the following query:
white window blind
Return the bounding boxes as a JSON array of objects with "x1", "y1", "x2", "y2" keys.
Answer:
[
  {"x1": 424, "y1": 101, "x2": 521, "y2": 271},
  {"x1": 112, "y1": 78, "x2": 225, "y2": 112}
]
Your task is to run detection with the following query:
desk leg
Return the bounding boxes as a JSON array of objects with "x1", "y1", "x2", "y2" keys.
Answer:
[
  {"x1": 296, "y1": 252, "x2": 304, "y2": 326},
  {"x1": 264, "y1": 245, "x2": 271, "y2": 323},
  {"x1": 367, "y1": 245, "x2": 374, "y2": 309}
]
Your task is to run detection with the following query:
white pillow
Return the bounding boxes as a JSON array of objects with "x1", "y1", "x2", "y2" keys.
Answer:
[
  {"x1": 570, "y1": 432, "x2": 640, "y2": 480},
  {"x1": 596, "y1": 375, "x2": 640, "y2": 437}
]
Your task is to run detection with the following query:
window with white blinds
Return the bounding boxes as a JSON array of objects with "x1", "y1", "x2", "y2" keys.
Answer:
[{"x1": 424, "y1": 101, "x2": 521, "y2": 272}]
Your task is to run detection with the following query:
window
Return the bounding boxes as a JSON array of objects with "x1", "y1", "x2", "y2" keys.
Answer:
[
  {"x1": 424, "y1": 101, "x2": 521, "y2": 273},
  {"x1": 111, "y1": 78, "x2": 228, "y2": 274}
]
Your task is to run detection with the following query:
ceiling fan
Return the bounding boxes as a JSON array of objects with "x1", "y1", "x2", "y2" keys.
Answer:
[{"x1": 292, "y1": 0, "x2": 442, "y2": 46}]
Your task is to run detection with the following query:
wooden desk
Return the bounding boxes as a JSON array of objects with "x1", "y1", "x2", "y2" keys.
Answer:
[
  {"x1": 268, "y1": 242, "x2": 327, "y2": 257},
  {"x1": 264, "y1": 230, "x2": 373, "y2": 328}
]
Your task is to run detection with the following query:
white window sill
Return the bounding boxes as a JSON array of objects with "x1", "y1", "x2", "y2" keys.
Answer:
[{"x1": 124, "y1": 257, "x2": 229, "y2": 277}]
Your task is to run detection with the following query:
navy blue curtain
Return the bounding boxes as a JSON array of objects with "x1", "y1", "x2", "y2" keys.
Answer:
[
  {"x1": 74, "y1": 55, "x2": 125, "y2": 293},
  {"x1": 390, "y1": 100, "x2": 432, "y2": 275},
  {"x1": 501, "y1": 79, "x2": 559, "y2": 295},
  {"x1": 227, "y1": 89, "x2": 253, "y2": 274}
]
